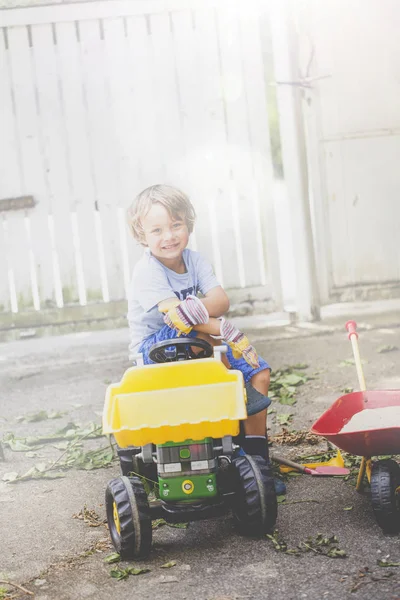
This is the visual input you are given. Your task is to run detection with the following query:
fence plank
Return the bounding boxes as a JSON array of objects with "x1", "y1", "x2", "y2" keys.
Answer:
[
  {"x1": 0, "y1": 29, "x2": 26, "y2": 312},
  {"x1": 240, "y1": 8, "x2": 281, "y2": 297},
  {"x1": 102, "y1": 17, "x2": 142, "y2": 294},
  {"x1": 148, "y1": 11, "x2": 201, "y2": 253},
  {"x1": 104, "y1": 19, "x2": 151, "y2": 291},
  {"x1": 56, "y1": 21, "x2": 102, "y2": 302},
  {"x1": 216, "y1": 8, "x2": 266, "y2": 288},
  {"x1": 191, "y1": 7, "x2": 240, "y2": 287},
  {"x1": 1, "y1": 27, "x2": 34, "y2": 311},
  {"x1": 7, "y1": 25, "x2": 56, "y2": 308},
  {"x1": 125, "y1": 15, "x2": 165, "y2": 187},
  {"x1": 123, "y1": 15, "x2": 169, "y2": 274},
  {"x1": 149, "y1": 13, "x2": 186, "y2": 189},
  {"x1": 79, "y1": 18, "x2": 124, "y2": 301},
  {"x1": 31, "y1": 23, "x2": 79, "y2": 305},
  {"x1": 4, "y1": 213, "x2": 35, "y2": 311},
  {"x1": 170, "y1": 9, "x2": 222, "y2": 271},
  {"x1": 0, "y1": 217, "x2": 11, "y2": 313}
]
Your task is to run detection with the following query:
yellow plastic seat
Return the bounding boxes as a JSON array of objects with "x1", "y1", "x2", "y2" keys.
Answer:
[{"x1": 103, "y1": 358, "x2": 247, "y2": 447}]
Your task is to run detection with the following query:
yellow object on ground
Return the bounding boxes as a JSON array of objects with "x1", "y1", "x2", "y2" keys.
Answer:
[
  {"x1": 279, "y1": 450, "x2": 345, "y2": 473},
  {"x1": 103, "y1": 358, "x2": 247, "y2": 447}
]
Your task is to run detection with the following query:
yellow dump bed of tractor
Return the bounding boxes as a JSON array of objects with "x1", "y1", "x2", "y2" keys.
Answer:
[{"x1": 103, "y1": 358, "x2": 247, "y2": 447}]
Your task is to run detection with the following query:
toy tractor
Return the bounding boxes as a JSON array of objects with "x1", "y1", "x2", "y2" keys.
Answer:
[{"x1": 103, "y1": 338, "x2": 277, "y2": 559}]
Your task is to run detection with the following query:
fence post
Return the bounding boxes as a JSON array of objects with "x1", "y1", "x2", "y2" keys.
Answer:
[{"x1": 270, "y1": 0, "x2": 320, "y2": 321}]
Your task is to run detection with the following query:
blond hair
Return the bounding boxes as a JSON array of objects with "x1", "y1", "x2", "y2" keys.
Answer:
[{"x1": 127, "y1": 184, "x2": 196, "y2": 245}]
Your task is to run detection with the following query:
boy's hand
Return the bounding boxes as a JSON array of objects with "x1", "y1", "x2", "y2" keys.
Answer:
[
  {"x1": 220, "y1": 318, "x2": 260, "y2": 369},
  {"x1": 162, "y1": 295, "x2": 209, "y2": 335}
]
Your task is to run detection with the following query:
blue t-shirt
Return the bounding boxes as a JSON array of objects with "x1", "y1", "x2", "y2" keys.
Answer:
[{"x1": 127, "y1": 248, "x2": 220, "y2": 353}]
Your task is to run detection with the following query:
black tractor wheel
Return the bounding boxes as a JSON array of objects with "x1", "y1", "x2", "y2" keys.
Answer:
[
  {"x1": 105, "y1": 476, "x2": 152, "y2": 559},
  {"x1": 232, "y1": 454, "x2": 277, "y2": 536},
  {"x1": 370, "y1": 459, "x2": 400, "y2": 534}
]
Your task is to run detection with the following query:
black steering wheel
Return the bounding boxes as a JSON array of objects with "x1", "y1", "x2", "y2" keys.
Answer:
[{"x1": 148, "y1": 337, "x2": 214, "y2": 363}]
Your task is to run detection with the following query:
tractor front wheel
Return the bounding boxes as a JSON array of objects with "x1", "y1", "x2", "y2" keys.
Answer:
[{"x1": 105, "y1": 476, "x2": 152, "y2": 559}]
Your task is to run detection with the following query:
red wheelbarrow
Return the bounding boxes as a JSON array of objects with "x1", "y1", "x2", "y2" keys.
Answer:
[{"x1": 311, "y1": 321, "x2": 400, "y2": 533}]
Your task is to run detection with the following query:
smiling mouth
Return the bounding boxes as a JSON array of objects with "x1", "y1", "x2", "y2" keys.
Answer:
[{"x1": 162, "y1": 243, "x2": 179, "y2": 250}]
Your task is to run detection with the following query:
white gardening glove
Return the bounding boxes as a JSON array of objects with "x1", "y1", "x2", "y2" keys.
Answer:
[
  {"x1": 161, "y1": 295, "x2": 209, "y2": 335},
  {"x1": 219, "y1": 317, "x2": 260, "y2": 369}
]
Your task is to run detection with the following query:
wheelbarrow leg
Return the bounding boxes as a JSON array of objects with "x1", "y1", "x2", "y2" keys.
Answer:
[{"x1": 356, "y1": 456, "x2": 372, "y2": 491}]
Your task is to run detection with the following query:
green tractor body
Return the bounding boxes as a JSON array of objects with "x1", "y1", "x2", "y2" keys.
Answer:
[{"x1": 157, "y1": 438, "x2": 217, "y2": 501}]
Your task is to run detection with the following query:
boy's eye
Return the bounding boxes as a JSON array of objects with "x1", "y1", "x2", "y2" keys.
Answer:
[
  {"x1": 151, "y1": 228, "x2": 161, "y2": 234},
  {"x1": 172, "y1": 222, "x2": 182, "y2": 229}
]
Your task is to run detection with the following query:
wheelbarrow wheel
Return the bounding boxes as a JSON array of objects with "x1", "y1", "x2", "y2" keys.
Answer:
[
  {"x1": 105, "y1": 476, "x2": 152, "y2": 559},
  {"x1": 232, "y1": 454, "x2": 277, "y2": 536},
  {"x1": 370, "y1": 459, "x2": 400, "y2": 534}
]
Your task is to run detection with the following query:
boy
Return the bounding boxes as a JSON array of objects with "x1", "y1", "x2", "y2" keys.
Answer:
[{"x1": 127, "y1": 184, "x2": 273, "y2": 464}]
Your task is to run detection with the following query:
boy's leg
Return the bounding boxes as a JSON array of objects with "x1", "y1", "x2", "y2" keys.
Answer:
[
  {"x1": 242, "y1": 369, "x2": 270, "y2": 461},
  {"x1": 191, "y1": 331, "x2": 231, "y2": 369}
]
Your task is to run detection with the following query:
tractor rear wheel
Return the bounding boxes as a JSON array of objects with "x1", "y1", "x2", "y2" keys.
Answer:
[{"x1": 232, "y1": 454, "x2": 277, "y2": 536}]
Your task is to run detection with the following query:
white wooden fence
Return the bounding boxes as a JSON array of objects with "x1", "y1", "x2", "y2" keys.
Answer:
[{"x1": 0, "y1": 0, "x2": 281, "y2": 319}]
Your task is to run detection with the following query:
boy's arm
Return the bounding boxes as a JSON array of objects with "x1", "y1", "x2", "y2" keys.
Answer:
[
  {"x1": 200, "y1": 286, "x2": 230, "y2": 318},
  {"x1": 158, "y1": 297, "x2": 181, "y2": 313},
  {"x1": 159, "y1": 295, "x2": 209, "y2": 335},
  {"x1": 194, "y1": 252, "x2": 229, "y2": 317},
  {"x1": 158, "y1": 286, "x2": 229, "y2": 319}
]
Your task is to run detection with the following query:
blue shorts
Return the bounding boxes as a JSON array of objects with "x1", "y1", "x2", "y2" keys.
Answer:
[{"x1": 138, "y1": 325, "x2": 272, "y2": 416}]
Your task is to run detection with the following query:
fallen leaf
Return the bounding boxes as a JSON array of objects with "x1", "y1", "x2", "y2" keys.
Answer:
[
  {"x1": 276, "y1": 413, "x2": 293, "y2": 426},
  {"x1": 110, "y1": 566, "x2": 150, "y2": 580},
  {"x1": 160, "y1": 561, "x2": 176, "y2": 569},
  {"x1": 127, "y1": 567, "x2": 150, "y2": 576},
  {"x1": 104, "y1": 553, "x2": 120, "y2": 564},
  {"x1": 152, "y1": 518, "x2": 167, "y2": 529},
  {"x1": 377, "y1": 559, "x2": 400, "y2": 567},
  {"x1": 279, "y1": 396, "x2": 297, "y2": 406}
]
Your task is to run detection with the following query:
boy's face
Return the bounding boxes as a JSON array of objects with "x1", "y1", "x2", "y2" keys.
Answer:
[{"x1": 142, "y1": 203, "x2": 189, "y2": 265}]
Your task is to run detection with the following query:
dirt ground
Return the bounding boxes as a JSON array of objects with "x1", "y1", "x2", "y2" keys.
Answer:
[{"x1": 0, "y1": 306, "x2": 399, "y2": 600}]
